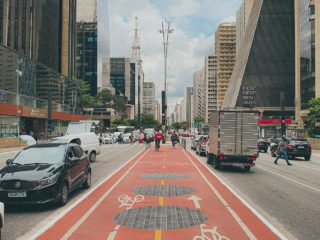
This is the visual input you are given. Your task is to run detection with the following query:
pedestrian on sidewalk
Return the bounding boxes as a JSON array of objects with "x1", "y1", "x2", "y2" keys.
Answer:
[
  {"x1": 274, "y1": 137, "x2": 292, "y2": 166},
  {"x1": 171, "y1": 131, "x2": 178, "y2": 147}
]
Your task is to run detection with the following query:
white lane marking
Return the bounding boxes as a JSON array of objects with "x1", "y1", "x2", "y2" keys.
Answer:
[
  {"x1": 186, "y1": 149, "x2": 288, "y2": 240},
  {"x1": 187, "y1": 195, "x2": 202, "y2": 209},
  {"x1": 257, "y1": 166, "x2": 320, "y2": 193},
  {"x1": 183, "y1": 150, "x2": 257, "y2": 240},
  {"x1": 193, "y1": 224, "x2": 230, "y2": 240},
  {"x1": 106, "y1": 225, "x2": 120, "y2": 240},
  {"x1": 118, "y1": 194, "x2": 144, "y2": 209},
  {"x1": 60, "y1": 149, "x2": 149, "y2": 239},
  {"x1": 27, "y1": 148, "x2": 147, "y2": 240}
]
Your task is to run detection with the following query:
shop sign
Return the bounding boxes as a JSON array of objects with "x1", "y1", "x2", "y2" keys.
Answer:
[{"x1": 22, "y1": 107, "x2": 47, "y2": 118}]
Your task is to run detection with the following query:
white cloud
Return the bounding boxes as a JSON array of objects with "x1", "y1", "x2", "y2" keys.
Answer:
[
  {"x1": 108, "y1": 0, "x2": 240, "y2": 114},
  {"x1": 167, "y1": 0, "x2": 200, "y2": 18}
]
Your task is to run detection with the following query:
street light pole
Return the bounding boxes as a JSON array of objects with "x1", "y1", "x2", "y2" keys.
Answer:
[{"x1": 160, "y1": 21, "x2": 174, "y2": 127}]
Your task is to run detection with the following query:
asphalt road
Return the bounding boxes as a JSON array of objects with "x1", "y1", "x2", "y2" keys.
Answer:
[
  {"x1": 187, "y1": 140, "x2": 320, "y2": 240},
  {"x1": 0, "y1": 142, "x2": 145, "y2": 240}
]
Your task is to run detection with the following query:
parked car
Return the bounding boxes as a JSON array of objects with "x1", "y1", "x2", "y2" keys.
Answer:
[
  {"x1": 0, "y1": 144, "x2": 91, "y2": 205},
  {"x1": 101, "y1": 134, "x2": 115, "y2": 144},
  {"x1": 144, "y1": 128, "x2": 155, "y2": 141},
  {"x1": 258, "y1": 138, "x2": 269, "y2": 153},
  {"x1": 0, "y1": 202, "x2": 3, "y2": 238},
  {"x1": 50, "y1": 132, "x2": 100, "y2": 162},
  {"x1": 196, "y1": 135, "x2": 208, "y2": 156},
  {"x1": 182, "y1": 132, "x2": 190, "y2": 137},
  {"x1": 191, "y1": 135, "x2": 204, "y2": 150},
  {"x1": 123, "y1": 133, "x2": 132, "y2": 143},
  {"x1": 19, "y1": 135, "x2": 36, "y2": 146}
]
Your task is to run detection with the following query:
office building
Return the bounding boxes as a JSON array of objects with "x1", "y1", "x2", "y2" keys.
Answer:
[
  {"x1": 215, "y1": 22, "x2": 237, "y2": 109},
  {"x1": 142, "y1": 82, "x2": 155, "y2": 116},
  {"x1": 295, "y1": 0, "x2": 320, "y2": 125},
  {"x1": 109, "y1": 58, "x2": 136, "y2": 106},
  {"x1": 76, "y1": 0, "x2": 110, "y2": 93},
  {"x1": 192, "y1": 70, "x2": 206, "y2": 121},
  {"x1": 205, "y1": 55, "x2": 217, "y2": 122},
  {"x1": 223, "y1": 0, "x2": 295, "y2": 137},
  {"x1": 154, "y1": 100, "x2": 160, "y2": 123},
  {"x1": 183, "y1": 87, "x2": 193, "y2": 124},
  {"x1": 0, "y1": 0, "x2": 77, "y2": 77},
  {"x1": 236, "y1": 0, "x2": 254, "y2": 56}
]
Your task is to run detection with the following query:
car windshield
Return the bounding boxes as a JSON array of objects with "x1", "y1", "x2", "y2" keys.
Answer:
[{"x1": 12, "y1": 146, "x2": 66, "y2": 165}]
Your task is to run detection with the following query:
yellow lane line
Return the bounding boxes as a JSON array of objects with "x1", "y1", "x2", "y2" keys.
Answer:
[{"x1": 155, "y1": 230, "x2": 162, "y2": 240}]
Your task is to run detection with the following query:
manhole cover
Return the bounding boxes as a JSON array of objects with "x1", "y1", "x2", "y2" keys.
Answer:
[
  {"x1": 142, "y1": 173, "x2": 187, "y2": 180},
  {"x1": 132, "y1": 185, "x2": 195, "y2": 197},
  {"x1": 114, "y1": 206, "x2": 208, "y2": 230}
]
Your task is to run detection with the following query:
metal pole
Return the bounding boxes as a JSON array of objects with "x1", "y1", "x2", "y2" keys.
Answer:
[{"x1": 16, "y1": 70, "x2": 19, "y2": 138}]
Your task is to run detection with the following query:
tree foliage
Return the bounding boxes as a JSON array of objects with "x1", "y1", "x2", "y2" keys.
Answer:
[
  {"x1": 306, "y1": 98, "x2": 320, "y2": 137},
  {"x1": 73, "y1": 78, "x2": 96, "y2": 109},
  {"x1": 194, "y1": 116, "x2": 204, "y2": 123}
]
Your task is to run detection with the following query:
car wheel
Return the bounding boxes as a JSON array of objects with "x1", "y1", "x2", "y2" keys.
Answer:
[
  {"x1": 59, "y1": 183, "x2": 68, "y2": 206},
  {"x1": 207, "y1": 153, "x2": 213, "y2": 164},
  {"x1": 89, "y1": 151, "x2": 96, "y2": 162},
  {"x1": 244, "y1": 166, "x2": 251, "y2": 171},
  {"x1": 304, "y1": 155, "x2": 311, "y2": 161},
  {"x1": 214, "y1": 157, "x2": 220, "y2": 170},
  {"x1": 82, "y1": 171, "x2": 91, "y2": 189}
]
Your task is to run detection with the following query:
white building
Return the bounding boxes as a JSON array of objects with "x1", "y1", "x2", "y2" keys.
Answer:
[
  {"x1": 205, "y1": 55, "x2": 217, "y2": 122},
  {"x1": 142, "y1": 82, "x2": 155, "y2": 116},
  {"x1": 192, "y1": 69, "x2": 206, "y2": 121}
]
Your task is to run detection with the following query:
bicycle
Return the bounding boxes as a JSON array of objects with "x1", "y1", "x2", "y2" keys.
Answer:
[{"x1": 155, "y1": 140, "x2": 160, "y2": 151}]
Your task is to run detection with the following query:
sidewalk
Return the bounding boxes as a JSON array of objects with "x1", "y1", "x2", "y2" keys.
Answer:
[
  {"x1": 31, "y1": 146, "x2": 284, "y2": 240},
  {"x1": 0, "y1": 146, "x2": 23, "y2": 156}
]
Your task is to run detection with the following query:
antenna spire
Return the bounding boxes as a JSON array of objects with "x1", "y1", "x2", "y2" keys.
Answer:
[{"x1": 132, "y1": 16, "x2": 141, "y2": 62}]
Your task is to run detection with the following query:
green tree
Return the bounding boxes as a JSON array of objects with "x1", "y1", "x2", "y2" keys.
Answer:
[
  {"x1": 306, "y1": 98, "x2": 320, "y2": 137},
  {"x1": 72, "y1": 78, "x2": 96, "y2": 109},
  {"x1": 171, "y1": 122, "x2": 182, "y2": 130},
  {"x1": 113, "y1": 96, "x2": 127, "y2": 119},
  {"x1": 140, "y1": 113, "x2": 159, "y2": 129},
  {"x1": 194, "y1": 116, "x2": 204, "y2": 123},
  {"x1": 180, "y1": 121, "x2": 190, "y2": 130},
  {"x1": 95, "y1": 89, "x2": 113, "y2": 106}
]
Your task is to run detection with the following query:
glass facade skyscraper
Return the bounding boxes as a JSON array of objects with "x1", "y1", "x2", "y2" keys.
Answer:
[{"x1": 76, "y1": 0, "x2": 110, "y2": 94}]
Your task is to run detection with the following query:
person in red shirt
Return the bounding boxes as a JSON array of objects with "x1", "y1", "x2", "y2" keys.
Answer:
[{"x1": 154, "y1": 130, "x2": 163, "y2": 151}]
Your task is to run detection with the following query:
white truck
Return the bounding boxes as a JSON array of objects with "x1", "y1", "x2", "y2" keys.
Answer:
[
  {"x1": 206, "y1": 111, "x2": 259, "y2": 171},
  {"x1": 50, "y1": 121, "x2": 101, "y2": 162}
]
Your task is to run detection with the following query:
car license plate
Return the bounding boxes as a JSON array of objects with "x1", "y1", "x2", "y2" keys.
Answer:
[
  {"x1": 298, "y1": 146, "x2": 304, "y2": 149},
  {"x1": 8, "y1": 192, "x2": 26, "y2": 198}
]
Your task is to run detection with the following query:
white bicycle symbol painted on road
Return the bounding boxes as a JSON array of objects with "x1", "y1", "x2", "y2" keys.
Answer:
[
  {"x1": 193, "y1": 224, "x2": 230, "y2": 240},
  {"x1": 118, "y1": 194, "x2": 144, "y2": 209}
]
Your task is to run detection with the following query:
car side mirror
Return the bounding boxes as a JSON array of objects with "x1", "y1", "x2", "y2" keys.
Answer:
[
  {"x1": 69, "y1": 157, "x2": 79, "y2": 162},
  {"x1": 6, "y1": 159, "x2": 12, "y2": 165}
]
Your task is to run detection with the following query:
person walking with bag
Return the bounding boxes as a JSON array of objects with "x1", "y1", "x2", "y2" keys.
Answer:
[{"x1": 274, "y1": 137, "x2": 292, "y2": 166}]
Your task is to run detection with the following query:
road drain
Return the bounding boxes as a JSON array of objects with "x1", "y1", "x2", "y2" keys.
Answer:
[
  {"x1": 141, "y1": 173, "x2": 187, "y2": 180},
  {"x1": 114, "y1": 205, "x2": 207, "y2": 230},
  {"x1": 132, "y1": 185, "x2": 195, "y2": 197}
]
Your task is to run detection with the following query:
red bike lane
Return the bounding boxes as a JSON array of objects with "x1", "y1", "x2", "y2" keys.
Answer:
[{"x1": 34, "y1": 146, "x2": 284, "y2": 240}]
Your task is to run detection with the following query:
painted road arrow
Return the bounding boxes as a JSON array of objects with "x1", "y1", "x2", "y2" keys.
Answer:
[{"x1": 188, "y1": 195, "x2": 202, "y2": 209}]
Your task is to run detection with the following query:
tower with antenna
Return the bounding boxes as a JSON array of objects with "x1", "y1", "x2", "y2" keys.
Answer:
[{"x1": 131, "y1": 16, "x2": 143, "y2": 125}]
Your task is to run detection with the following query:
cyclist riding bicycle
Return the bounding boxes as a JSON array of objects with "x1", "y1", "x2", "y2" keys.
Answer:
[{"x1": 154, "y1": 130, "x2": 163, "y2": 151}]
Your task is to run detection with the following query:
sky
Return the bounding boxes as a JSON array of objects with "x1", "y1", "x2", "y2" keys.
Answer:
[{"x1": 108, "y1": 0, "x2": 242, "y2": 114}]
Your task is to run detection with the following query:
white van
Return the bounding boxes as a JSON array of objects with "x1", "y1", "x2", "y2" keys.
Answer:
[{"x1": 50, "y1": 121, "x2": 101, "y2": 162}]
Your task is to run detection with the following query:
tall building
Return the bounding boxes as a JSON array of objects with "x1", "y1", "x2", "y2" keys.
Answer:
[
  {"x1": 215, "y1": 22, "x2": 237, "y2": 109},
  {"x1": 180, "y1": 99, "x2": 186, "y2": 122},
  {"x1": 223, "y1": 0, "x2": 295, "y2": 137},
  {"x1": 205, "y1": 55, "x2": 217, "y2": 122},
  {"x1": 192, "y1": 70, "x2": 206, "y2": 120},
  {"x1": 109, "y1": 58, "x2": 136, "y2": 106},
  {"x1": 295, "y1": 0, "x2": 320, "y2": 125},
  {"x1": 76, "y1": 22, "x2": 98, "y2": 95},
  {"x1": 142, "y1": 82, "x2": 155, "y2": 116},
  {"x1": 154, "y1": 100, "x2": 160, "y2": 123},
  {"x1": 76, "y1": 0, "x2": 110, "y2": 93},
  {"x1": 183, "y1": 87, "x2": 193, "y2": 124},
  {"x1": 236, "y1": 0, "x2": 254, "y2": 56},
  {"x1": 0, "y1": 0, "x2": 77, "y2": 76},
  {"x1": 174, "y1": 103, "x2": 181, "y2": 123}
]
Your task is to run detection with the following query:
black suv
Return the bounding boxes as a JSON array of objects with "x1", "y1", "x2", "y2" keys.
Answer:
[
  {"x1": 0, "y1": 143, "x2": 91, "y2": 205},
  {"x1": 270, "y1": 138, "x2": 312, "y2": 160},
  {"x1": 258, "y1": 139, "x2": 269, "y2": 153}
]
